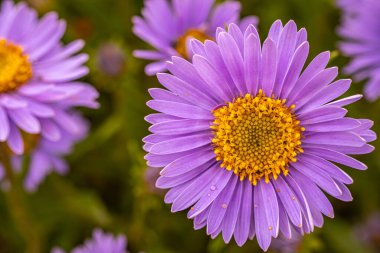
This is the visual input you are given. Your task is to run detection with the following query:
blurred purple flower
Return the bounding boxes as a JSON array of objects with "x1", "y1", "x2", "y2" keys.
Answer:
[
  {"x1": 52, "y1": 229, "x2": 128, "y2": 253},
  {"x1": 96, "y1": 42, "x2": 126, "y2": 76},
  {"x1": 355, "y1": 212, "x2": 380, "y2": 250},
  {"x1": 132, "y1": 0, "x2": 258, "y2": 75},
  {"x1": 270, "y1": 234, "x2": 302, "y2": 253},
  {"x1": 0, "y1": 0, "x2": 98, "y2": 155},
  {"x1": 337, "y1": 0, "x2": 380, "y2": 101},
  {"x1": 0, "y1": 111, "x2": 88, "y2": 192},
  {"x1": 144, "y1": 20, "x2": 376, "y2": 251}
]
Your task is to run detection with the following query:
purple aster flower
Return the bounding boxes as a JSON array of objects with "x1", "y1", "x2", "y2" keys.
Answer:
[
  {"x1": 52, "y1": 229, "x2": 128, "y2": 253},
  {"x1": 0, "y1": 0, "x2": 98, "y2": 155},
  {"x1": 144, "y1": 20, "x2": 376, "y2": 251},
  {"x1": 337, "y1": 0, "x2": 380, "y2": 100},
  {"x1": 354, "y1": 212, "x2": 380, "y2": 250},
  {"x1": 269, "y1": 232, "x2": 302, "y2": 253},
  {"x1": 132, "y1": 0, "x2": 258, "y2": 76},
  {"x1": 0, "y1": 110, "x2": 88, "y2": 192}
]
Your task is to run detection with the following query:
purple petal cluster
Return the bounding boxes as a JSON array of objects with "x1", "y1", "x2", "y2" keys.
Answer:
[
  {"x1": 0, "y1": 0, "x2": 98, "y2": 155},
  {"x1": 0, "y1": 111, "x2": 88, "y2": 191},
  {"x1": 52, "y1": 229, "x2": 128, "y2": 253},
  {"x1": 144, "y1": 20, "x2": 376, "y2": 251},
  {"x1": 133, "y1": 0, "x2": 258, "y2": 75},
  {"x1": 337, "y1": 0, "x2": 380, "y2": 100}
]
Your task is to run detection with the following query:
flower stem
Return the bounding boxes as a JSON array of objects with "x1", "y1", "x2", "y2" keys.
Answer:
[{"x1": 0, "y1": 147, "x2": 42, "y2": 253}]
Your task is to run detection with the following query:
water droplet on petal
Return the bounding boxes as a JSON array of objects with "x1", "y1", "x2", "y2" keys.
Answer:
[
  {"x1": 221, "y1": 203, "x2": 228, "y2": 209},
  {"x1": 210, "y1": 185, "x2": 216, "y2": 191}
]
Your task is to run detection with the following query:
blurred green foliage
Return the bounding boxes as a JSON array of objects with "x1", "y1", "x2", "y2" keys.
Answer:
[{"x1": 1, "y1": 0, "x2": 380, "y2": 252}]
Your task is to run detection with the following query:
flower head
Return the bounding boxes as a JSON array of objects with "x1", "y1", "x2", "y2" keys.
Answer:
[
  {"x1": 0, "y1": 0, "x2": 98, "y2": 155},
  {"x1": 52, "y1": 229, "x2": 128, "y2": 253},
  {"x1": 132, "y1": 0, "x2": 258, "y2": 75},
  {"x1": 144, "y1": 20, "x2": 376, "y2": 251},
  {"x1": 337, "y1": 0, "x2": 380, "y2": 101}
]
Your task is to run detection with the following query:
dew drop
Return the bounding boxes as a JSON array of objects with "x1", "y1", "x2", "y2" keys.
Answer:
[
  {"x1": 210, "y1": 185, "x2": 216, "y2": 191},
  {"x1": 221, "y1": 203, "x2": 228, "y2": 209}
]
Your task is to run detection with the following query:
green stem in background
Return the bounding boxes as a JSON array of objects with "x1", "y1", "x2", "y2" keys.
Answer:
[{"x1": 0, "y1": 147, "x2": 42, "y2": 253}]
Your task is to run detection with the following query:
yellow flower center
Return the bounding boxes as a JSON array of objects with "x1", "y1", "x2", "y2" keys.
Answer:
[
  {"x1": 211, "y1": 90, "x2": 305, "y2": 185},
  {"x1": 0, "y1": 39, "x2": 32, "y2": 93},
  {"x1": 175, "y1": 29, "x2": 212, "y2": 59}
]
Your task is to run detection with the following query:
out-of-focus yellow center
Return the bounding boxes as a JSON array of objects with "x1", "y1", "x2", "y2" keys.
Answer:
[
  {"x1": 175, "y1": 29, "x2": 212, "y2": 59},
  {"x1": 211, "y1": 90, "x2": 305, "y2": 185},
  {"x1": 0, "y1": 39, "x2": 32, "y2": 93}
]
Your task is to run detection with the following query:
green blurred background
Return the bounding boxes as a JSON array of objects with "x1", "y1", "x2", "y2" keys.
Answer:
[{"x1": 2, "y1": 0, "x2": 380, "y2": 252}]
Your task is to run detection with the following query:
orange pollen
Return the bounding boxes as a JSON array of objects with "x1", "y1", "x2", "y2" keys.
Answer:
[
  {"x1": 0, "y1": 39, "x2": 32, "y2": 93},
  {"x1": 210, "y1": 90, "x2": 305, "y2": 185},
  {"x1": 175, "y1": 29, "x2": 212, "y2": 59}
]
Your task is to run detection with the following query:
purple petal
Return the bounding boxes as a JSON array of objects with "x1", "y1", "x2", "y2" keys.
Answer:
[
  {"x1": 217, "y1": 32, "x2": 246, "y2": 94},
  {"x1": 304, "y1": 118, "x2": 360, "y2": 132},
  {"x1": 150, "y1": 119, "x2": 210, "y2": 135},
  {"x1": 272, "y1": 176, "x2": 302, "y2": 228},
  {"x1": 188, "y1": 170, "x2": 232, "y2": 218},
  {"x1": 299, "y1": 154, "x2": 353, "y2": 184},
  {"x1": 299, "y1": 106, "x2": 347, "y2": 124},
  {"x1": 9, "y1": 108, "x2": 40, "y2": 134},
  {"x1": 207, "y1": 176, "x2": 238, "y2": 235},
  {"x1": 7, "y1": 123, "x2": 23, "y2": 155},
  {"x1": 244, "y1": 34, "x2": 261, "y2": 95},
  {"x1": 260, "y1": 181, "x2": 279, "y2": 237},
  {"x1": 254, "y1": 182, "x2": 272, "y2": 251},
  {"x1": 157, "y1": 73, "x2": 216, "y2": 110},
  {"x1": 303, "y1": 132, "x2": 366, "y2": 147},
  {"x1": 161, "y1": 148, "x2": 215, "y2": 177},
  {"x1": 193, "y1": 54, "x2": 233, "y2": 102},
  {"x1": 260, "y1": 38, "x2": 277, "y2": 96},
  {"x1": 222, "y1": 179, "x2": 243, "y2": 243},
  {"x1": 147, "y1": 100, "x2": 213, "y2": 120},
  {"x1": 304, "y1": 147, "x2": 367, "y2": 170},
  {"x1": 171, "y1": 164, "x2": 223, "y2": 212},
  {"x1": 0, "y1": 106, "x2": 10, "y2": 141},
  {"x1": 150, "y1": 133, "x2": 211, "y2": 155},
  {"x1": 234, "y1": 179, "x2": 253, "y2": 246},
  {"x1": 292, "y1": 160, "x2": 342, "y2": 197}
]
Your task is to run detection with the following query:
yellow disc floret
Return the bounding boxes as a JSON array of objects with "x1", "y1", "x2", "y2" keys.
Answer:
[
  {"x1": 211, "y1": 90, "x2": 305, "y2": 185},
  {"x1": 176, "y1": 29, "x2": 212, "y2": 59},
  {"x1": 0, "y1": 39, "x2": 32, "y2": 93}
]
